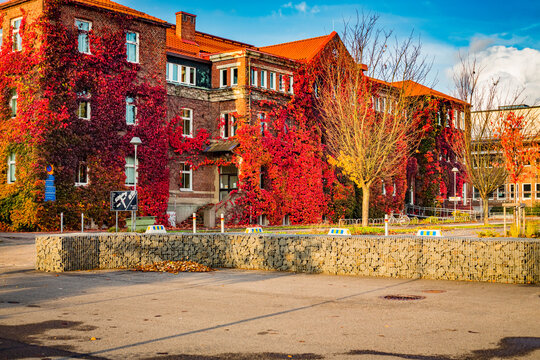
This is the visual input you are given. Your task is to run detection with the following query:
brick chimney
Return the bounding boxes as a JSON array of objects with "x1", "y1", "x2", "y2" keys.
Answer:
[{"x1": 176, "y1": 11, "x2": 196, "y2": 42}]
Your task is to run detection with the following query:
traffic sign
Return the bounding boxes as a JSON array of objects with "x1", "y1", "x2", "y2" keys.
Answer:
[{"x1": 110, "y1": 191, "x2": 138, "y2": 211}]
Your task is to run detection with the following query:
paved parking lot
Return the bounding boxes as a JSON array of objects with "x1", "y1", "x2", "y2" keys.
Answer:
[{"x1": 0, "y1": 232, "x2": 539, "y2": 359}]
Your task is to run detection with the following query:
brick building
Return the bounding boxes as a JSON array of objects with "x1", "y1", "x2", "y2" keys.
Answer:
[{"x1": 0, "y1": 0, "x2": 470, "y2": 229}]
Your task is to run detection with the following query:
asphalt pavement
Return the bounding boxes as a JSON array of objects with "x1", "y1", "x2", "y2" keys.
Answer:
[{"x1": 0, "y1": 232, "x2": 539, "y2": 360}]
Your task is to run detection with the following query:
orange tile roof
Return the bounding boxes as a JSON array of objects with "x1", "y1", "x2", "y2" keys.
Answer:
[
  {"x1": 166, "y1": 28, "x2": 255, "y2": 58},
  {"x1": 259, "y1": 32, "x2": 338, "y2": 63},
  {"x1": 393, "y1": 80, "x2": 468, "y2": 105}
]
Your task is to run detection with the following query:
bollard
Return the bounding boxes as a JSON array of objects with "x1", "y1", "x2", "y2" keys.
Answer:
[
  {"x1": 220, "y1": 213, "x2": 225, "y2": 233},
  {"x1": 81, "y1": 213, "x2": 84, "y2": 233},
  {"x1": 115, "y1": 211, "x2": 118, "y2": 233},
  {"x1": 385, "y1": 214, "x2": 389, "y2": 236},
  {"x1": 60, "y1": 212, "x2": 64, "y2": 233},
  {"x1": 192, "y1": 213, "x2": 196, "y2": 234}
]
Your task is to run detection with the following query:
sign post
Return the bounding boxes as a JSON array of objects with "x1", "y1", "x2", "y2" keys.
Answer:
[{"x1": 110, "y1": 191, "x2": 138, "y2": 232}]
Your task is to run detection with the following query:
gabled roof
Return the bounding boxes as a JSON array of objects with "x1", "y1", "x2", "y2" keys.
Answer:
[
  {"x1": 0, "y1": 0, "x2": 168, "y2": 24},
  {"x1": 259, "y1": 32, "x2": 338, "y2": 63},
  {"x1": 393, "y1": 80, "x2": 468, "y2": 106},
  {"x1": 167, "y1": 27, "x2": 255, "y2": 58}
]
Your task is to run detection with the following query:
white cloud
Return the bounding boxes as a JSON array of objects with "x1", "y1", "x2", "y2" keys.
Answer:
[
  {"x1": 295, "y1": 2, "x2": 307, "y2": 13},
  {"x1": 447, "y1": 46, "x2": 540, "y2": 107}
]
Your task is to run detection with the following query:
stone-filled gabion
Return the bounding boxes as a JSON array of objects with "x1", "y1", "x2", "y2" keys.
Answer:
[{"x1": 35, "y1": 233, "x2": 540, "y2": 284}]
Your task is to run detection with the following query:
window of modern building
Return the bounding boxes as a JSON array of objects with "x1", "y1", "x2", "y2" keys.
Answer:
[
  {"x1": 250, "y1": 68, "x2": 257, "y2": 87},
  {"x1": 260, "y1": 70, "x2": 267, "y2": 88},
  {"x1": 508, "y1": 184, "x2": 515, "y2": 199},
  {"x1": 7, "y1": 153, "x2": 16, "y2": 184},
  {"x1": 497, "y1": 185, "x2": 506, "y2": 200},
  {"x1": 231, "y1": 67, "x2": 238, "y2": 86},
  {"x1": 126, "y1": 31, "x2": 139, "y2": 63},
  {"x1": 523, "y1": 183, "x2": 532, "y2": 199},
  {"x1": 75, "y1": 160, "x2": 89, "y2": 186},
  {"x1": 75, "y1": 19, "x2": 91, "y2": 54},
  {"x1": 179, "y1": 163, "x2": 192, "y2": 191},
  {"x1": 279, "y1": 74, "x2": 284, "y2": 92},
  {"x1": 126, "y1": 96, "x2": 136, "y2": 125},
  {"x1": 11, "y1": 18, "x2": 22, "y2": 52},
  {"x1": 10, "y1": 89, "x2": 17, "y2": 118},
  {"x1": 220, "y1": 68, "x2": 227, "y2": 88},
  {"x1": 125, "y1": 156, "x2": 136, "y2": 185},
  {"x1": 219, "y1": 165, "x2": 238, "y2": 201},
  {"x1": 181, "y1": 108, "x2": 192, "y2": 137},
  {"x1": 270, "y1": 72, "x2": 276, "y2": 90}
]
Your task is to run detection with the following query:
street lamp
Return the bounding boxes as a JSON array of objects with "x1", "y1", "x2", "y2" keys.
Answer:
[
  {"x1": 130, "y1": 136, "x2": 142, "y2": 232},
  {"x1": 452, "y1": 167, "x2": 459, "y2": 221}
]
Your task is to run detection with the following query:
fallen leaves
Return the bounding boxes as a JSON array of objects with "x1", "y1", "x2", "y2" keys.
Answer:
[{"x1": 132, "y1": 261, "x2": 214, "y2": 274}]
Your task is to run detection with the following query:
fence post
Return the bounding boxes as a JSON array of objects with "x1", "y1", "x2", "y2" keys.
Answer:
[
  {"x1": 220, "y1": 213, "x2": 224, "y2": 233},
  {"x1": 81, "y1": 213, "x2": 84, "y2": 233},
  {"x1": 192, "y1": 213, "x2": 197, "y2": 234}
]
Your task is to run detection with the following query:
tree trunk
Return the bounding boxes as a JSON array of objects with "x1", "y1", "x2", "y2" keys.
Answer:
[
  {"x1": 362, "y1": 184, "x2": 370, "y2": 227},
  {"x1": 482, "y1": 196, "x2": 489, "y2": 225}
]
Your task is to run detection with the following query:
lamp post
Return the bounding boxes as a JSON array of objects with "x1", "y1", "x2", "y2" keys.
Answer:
[
  {"x1": 130, "y1": 137, "x2": 142, "y2": 232},
  {"x1": 452, "y1": 167, "x2": 459, "y2": 222}
]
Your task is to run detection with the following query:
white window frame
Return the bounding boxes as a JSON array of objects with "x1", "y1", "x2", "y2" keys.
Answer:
[
  {"x1": 460, "y1": 111, "x2": 465, "y2": 130},
  {"x1": 179, "y1": 162, "x2": 192, "y2": 191},
  {"x1": 10, "y1": 90, "x2": 17, "y2": 118},
  {"x1": 279, "y1": 74, "x2": 284, "y2": 92},
  {"x1": 523, "y1": 183, "x2": 532, "y2": 199},
  {"x1": 258, "y1": 112, "x2": 267, "y2": 134},
  {"x1": 382, "y1": 181, "x2": 386, "y2": 196},
  {"x1": 270, "y1": 72, "x2": 276, "y2": 90},
  {"x1": 11, "y1": 17, "x2": 22, "y2": 52},
  {"x1": 231, "y1": 67, "x2": 238, "y2": 86},
  {"x1": 497, "y1": 185, "x2": 506, "y2": 200},
  {"x1": 508, "y1": 184, "x2": 515, "y2": 200},
  {"x1": 472, "y1": 186, "x2": 479, "y2": 200},
  {"x1": 75, "y1": 161, "x2": 89, "y2": 186},
  {"x1": 126, "y1": 96, "x2": 136, "y2": 125},
  {"x1": 250, "y1": 68, "x2": 257, "y2": 87},
  {"x1": 166, "y1": 63, "x2": 196, "y2": 86},
  {"x1": 7, "y1": 153, "x2": 16, "y2": 184},
  {"x1": 125, "y1": 156, "x2": 137, "y2": 186},
  {"x1": 78, "y1": 100, "x2": 91, "y2": 120},
  {"x1": 289, "y1": 76, "x2": 294, "y2": 94},
  {"x1": 220, "y1": 68, "x2": 227, "y2": 88},
  {"x1": 75, "y1": 19, "x2": 91, "y2": 55},
  {"x1": 126, "y1": 31, "x2": 139, "y2": 64},
  {"x1": 453, "y1": 109, "x2": 458, "y2": 127},
  {"x1": 181, "y1": 108, "x2": 193, "y2": 137},
  {"x1": 260, "y1": 70, "x2": 267, "y2": 88},
  {"x1": 220, "y1": 112, "x2": 236, "y2": 139}
]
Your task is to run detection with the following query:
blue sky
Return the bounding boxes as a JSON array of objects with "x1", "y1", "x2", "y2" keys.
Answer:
[{"x1": 122, "y1": 0, "x2": 540, "y2": 104}]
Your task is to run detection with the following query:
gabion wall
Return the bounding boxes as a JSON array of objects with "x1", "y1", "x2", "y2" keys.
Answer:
[{"x1": 35, "y1": 233, "x2": 540, "y2": 284}]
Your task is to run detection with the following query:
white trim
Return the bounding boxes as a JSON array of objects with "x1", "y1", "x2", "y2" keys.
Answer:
[
  {"x1": 126, "y1": 31, "x2": 139, "y2": 64},
  {"x1": 523, "y1": 183, "x2": 532, "y2": 199},
  {"x1": 216, "y1": 62, "x2": 241, "y2": 70},
  {"x1": 181, "y1": 108, "x2": 193, "y2": 137},
  {"x1": 250, "y1": 68, "x2": 258, "y2": 87},
  {"x1": 220, "y1": 112, "x2": 236, "y2": 139},
  {"x1": 260, "y1": 70, "x2": 267, "y2": 88},
  {"x1": 11, "y1": 17, "x2": 22, "y2": 52},
  {"x1": 220, "y1": 68, "x2": 227, "y2": 88},
  {"x1": 78, "y1": 100, "x2": 91, "y2": 120},
  {"x1": 179, "y1": 162, "x2": 192, "y2": 191},
  {"x1": 7, "y1": 153, "x2": 16, "y2": 184},
  {"x1": 75, "y1": 163, "x2": 89, "y2": 187},
  {"x1": 10, "y1": 90, "x2": 17, "y2": 118},
  {"x1": 231, "y1": 67, "x2": 238, "y2": 86},
  {"x1": 75, "y1": 19, "x2": 92, "y2": 54},
  {"x1": 270, "y1": 72, "x2": 276, "y2": 90},
  {"x1": 126, "y1": 96, "x2": 137, "y2": 125},
  {"x1": 125, "y1": 156, "x2": 137, "y2": 186}
]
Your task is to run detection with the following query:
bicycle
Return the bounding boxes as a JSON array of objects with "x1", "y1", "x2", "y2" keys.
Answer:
[{"x1": 388, "y1": 211, "x2": 411, "y2": 226}]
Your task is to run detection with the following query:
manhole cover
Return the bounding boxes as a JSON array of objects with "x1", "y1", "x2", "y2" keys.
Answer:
[
  {"x1": 382, "y1": 295, "x2": 425, "y2": 301},
  {"x1": 422, "y1": 290, "x2": 446, "y2": 294}
]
